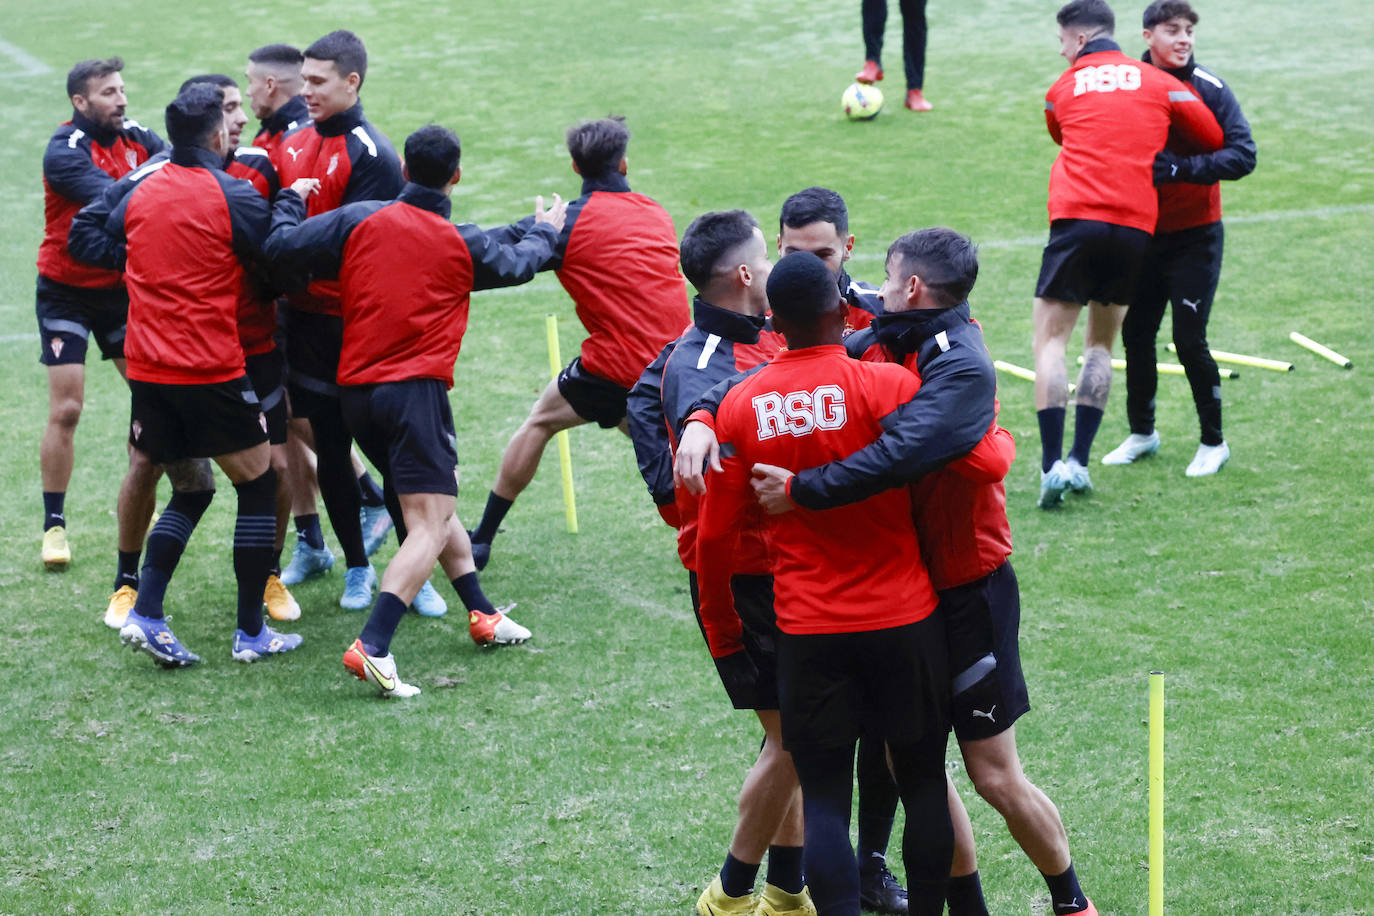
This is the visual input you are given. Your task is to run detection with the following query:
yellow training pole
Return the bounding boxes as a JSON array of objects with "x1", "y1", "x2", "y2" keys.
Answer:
[
  {"x1": 1077, "y1": 355, "x2": 1236, "y2": 379},
  {"x1": 1167, "y1": 343, "x2": 1293, "y2": 372},
  {"x1": 1149, "y1": 671, "x2": 1165, "y2": 916},
  {"x1": 1289, "y1": 331, "x2": 1352, "y2": 368},
  {"x1": 545, "y1": 314, "x2": 578, "y2": 533},
  {"x1": 994, "y1": 359, "x2": 1075, "y2": 394}
]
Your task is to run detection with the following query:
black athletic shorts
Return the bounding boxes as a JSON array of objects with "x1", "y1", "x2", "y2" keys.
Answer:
[
  {"x1": 777, "y1": 614, "x2": 949, "y2": 753},
  {"x1": 128, "y1": 375, "x2": 267, "y2": 464},
  {"x1": 245, "y1": 347, "x2": 288, "y2": 445},
  {"x1": 341, "y1": 378, "x2": 459, "y2": 496},
  {"x1": 940, "y1": 560, "x2": 1032, "y2": 742},
  {"x1": 282, "y1": 309, "x2": 343, "y2": 420},
  {"x1": 688, "y1": 571, "x2": 780, "y2": 710},
  {"x1": 35, "y1": 275, "x2": 127, "y2": 365},
  {"x1": 557, "y1": 357, "x2": 629, "y2": 428},
  {"x1": 1035, "y1": 218, "x2": 1151, "y2": 306}
]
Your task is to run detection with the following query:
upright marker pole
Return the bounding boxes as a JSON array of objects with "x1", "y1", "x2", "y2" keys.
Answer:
[
  {"x1": 1149, "y1": 671, "x2": 1165, "y2": 916},
  {"x1": 545, "y1": 314, "x2": 578, "y2": 533}
]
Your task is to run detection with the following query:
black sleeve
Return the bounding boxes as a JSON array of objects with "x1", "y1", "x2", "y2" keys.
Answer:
[
  {"x1": 1173, "y1": 80, "x2": 1256, "y2": 184},
  {"x1": 67, "y1": 173, "x2": 138, "y2": 270},
  {"x1": 459, "y1": 221, "x2": 560, "y2": 290},
  {"x1": 626, "y1": 343, "x2": 678, "y2": 508},
  {"x1": 341, "y1": 137, "x2": 404, "y2": 205},
  {"x1": 43, "y1": 134, "x2": 114, "y2": 205},
  {"x1": 789, "y1": 338, "x2": 997, "y2": 510},
  {"x1": 681, "y1": 365, "x2": 764, "y2": 431},
  {"x1": 126, "y1": 122, "x2": 168, "y2": 157},
  {"x1": 483, "y1": 214, "x2": 536, "y2": 247},
  {"x1": 263, "y1": 189, "x2": 368, "y2": 283},
  {"x1": 220, "y1": 174, "x2": 273, "y2": 268}
]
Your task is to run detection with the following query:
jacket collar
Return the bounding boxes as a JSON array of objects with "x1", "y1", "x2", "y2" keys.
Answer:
[
  {"x1": 397, "y1": 182, "x2": 451, "y2": 218},
  {"x1": 1142, "y1": 49, "x2": 1196, "y2": 81},
  {"x1": 261, "y1": 95, "x2": 309, "y2": 137},
  {"x1": 314, "y1": 101, "x2": 366, "y2": 138},
  {"x1": 71, "y1": 109, "x2": 119, "y2": 146},
  {"x1": 170, "y1": 144, "x2": 227, "y2": 170},
  {"x1": 869, "y1": 302, "x2": 971, "y2": 355},
  {"x1": 1079, "y1": 38, "x2": 1121, "y2": 58},
  {"x1": 579, "y1": 171, "x2": 631, "y2": 195},
  {"x1": 693, "y1": 297, "x2": 766, "y2": 343}
]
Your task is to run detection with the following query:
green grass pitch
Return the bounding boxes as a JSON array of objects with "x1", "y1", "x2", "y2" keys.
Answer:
[{"x1": 1, "y1": 1, "x2": 1371, "y2": 912}]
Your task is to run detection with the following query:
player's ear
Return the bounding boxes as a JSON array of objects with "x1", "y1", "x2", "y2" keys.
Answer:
[
  {"x1": 570, "y1": 158, "x2": 581, "y2": 176},
  {"x1": 842, "y1": 234, "x2": 855, "y2": 261},
  {"x1": 618, "y1": 156, "x2": 628, "y2": 176},
  {"x1": 450, "y1": 166, "x2": 461, "y2": 187},
  {"x1": 401, "y1": 163, "x2": 409, "y2": 182}
]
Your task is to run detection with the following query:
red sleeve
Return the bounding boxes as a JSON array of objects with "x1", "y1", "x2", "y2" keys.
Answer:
[
  {"x1": 686, "y1": 408, "x2": 717, "y2": 431},
  {"x1": 694, "y1": 449, "x2": 751, "y2": 659},
  {"x1": 1045, "y1": 87, "x2": 1064, "y2": 146},
  {"x1": 947, "y1": 422, "x2": 1015, "y2": 484}
]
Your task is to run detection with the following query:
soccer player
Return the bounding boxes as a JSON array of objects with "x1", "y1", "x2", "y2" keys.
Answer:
[
  {"x1": 244, "y1": 43, "x2": 307, "y2": 159},
  {"x1": 777, "y1": 187, "x2": 881, "y2": 332},
  {"x1": 1104, "y1": 0, "x2": 1256, "y2": 476},
  {"x1": 693, "y1": 251, "x2": 952, "y2": 916},
  {"x1": 271, "y1": 29, "x2": 404, "y2": 610},
  {"x1": 69, "y1": 82, "x2": 301, "y2": 667},
  {"x1": 37, "y1": 57, "x2": 164, "y2": 579},
  {"x1": 754, "y1": 229, "x2": 1097, "y2": 916},
  {"x1": 265, "y1": 124, "x2": 565, "y2": 695},
  {"x1": 626, "y1": 211, "x2": 813, "y2": 916},
  {"x1": 1031, "y1": 0, "x2": 1224, "y2": 509},
  {"x1": 468, "y1": 116, "x2": 689, "y2": 569},
  {"x1": 854, "y1": 0, "x2": 934, "y2": 111}
]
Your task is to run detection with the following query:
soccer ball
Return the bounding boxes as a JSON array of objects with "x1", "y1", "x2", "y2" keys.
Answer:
[{"x1": 842, "y1": 82, "x2": 884, "y2": 120}]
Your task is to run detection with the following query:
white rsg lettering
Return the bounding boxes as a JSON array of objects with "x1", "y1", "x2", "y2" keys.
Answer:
[
  {"x1": 752, "y1": 385, "x2": 847, "y2": 440},
  {"x1": 1073, "y1": 64, "x2": 1142, "y2": 96}
]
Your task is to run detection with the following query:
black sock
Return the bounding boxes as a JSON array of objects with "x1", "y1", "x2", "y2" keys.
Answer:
[
  {"x1": 766, "y1": 845, "x2": 804, "y2": 895},
  {"x1": 359, "y1": 591, "x2": 408, "y2": 656},
  {"x1": 133, "y1": 489, "x2": 214, "y2": 620},
  {"x1": 1069, "y1": 405, "x2": 1104, "y2": 466},
  {"x1": 270, "y1": 549, "x2": 282, "y2": 577},
  {"x1": 357, "y1": 470, "x2": 385, "y2": 508},
  {"x1": 471, "y1": 492, "x2": 512, "y2": 544},
  {"x1": 451, "y1": 572, "x2": 495, "y2": 613},
  {"x1": 43, "y1": 491, "x2": 66, "y2": 531},
  {"x1": 720, "y1": 852, "x2": 760, "y2": 899},
  {"x1": 115, "y1": 550, "x2": 141, "y2": 591},
  {"x1": 857, "y1": 733, "x2": 899, "y2": 862},
  {"x1": 1037, "y1": 407, "x2": 1066, "y2": 472},
  {"x1": 294, "y1": 513, "x2": 325, "y2": 550},
  {"x1": 947, "y1": 871, "x2": 989, "y2": 916},
  {"x1": 233, "y1": 469, "x2": 278, "y2": 637},
  {"x1": 1042, "y1": 863, "x2": 1088, "y2": 913}
]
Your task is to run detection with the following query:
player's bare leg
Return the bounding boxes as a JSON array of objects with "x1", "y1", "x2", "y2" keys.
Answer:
[
  {"x1": 960, "y1": 726, "x2": 1070, "y2": 874},
  {"x1": 946, "y1": 775, "x2": 991, "y2": 915},
  {"x1": 1062, "y1": 302, "x2": 1127, "y2": 482},
  {"x1": 39, "y1": 363, "x2": 86, "y2": 568},
  {"x1": 1032, "y1": 296, "x2": 1082, "y2": 507}
]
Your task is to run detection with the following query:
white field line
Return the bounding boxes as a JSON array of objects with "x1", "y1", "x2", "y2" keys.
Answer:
[{"x1": 0, "y1": 37, "x2": 51, "y2": 77}]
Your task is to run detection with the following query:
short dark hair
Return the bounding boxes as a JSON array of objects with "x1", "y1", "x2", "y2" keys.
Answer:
[
  {"x1": 1143, "y1": 0, "x2": 1198, "y2": 29},
  {"x1": 779, "y1": 187, "x2": 849, "y2": 238},
  {"x1": 766, "y1": 251, "x2": 841, "y2": 325},
  {"x1": 679, "y1": 210, "x2": 761, "y2": 293},
  {"x1": 566, "y1": 116, "x2": 629, "y2": 177},
  {"x1": 249, "y1": 44, "x2": 305, "y2": 68},
  {"x1": 404, "y1": 125, "x2": 462, "y2": 189},
  {"x1": 67, "y1": 57, "x2": 123, "y2": 99},
  {"x1": 886, "y1": 227, "x2": 979, "y2": 309},
  {"x1": 165, "y1": 83, "x2": 225, "y2": 148},
  {"x1": 1057, "y1": 0, "x2": 1116, "y2": 34},
  {"x1": 305, "y1": 30, "x2": 368, "y2": 87},
  {"x1": 178, "y1": 73, "x2": 237, "y2": 95}
]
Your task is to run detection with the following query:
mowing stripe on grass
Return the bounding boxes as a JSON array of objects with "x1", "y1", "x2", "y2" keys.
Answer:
[{"x1": 0, "y1": 37, "x2": 52, "y2": 77}]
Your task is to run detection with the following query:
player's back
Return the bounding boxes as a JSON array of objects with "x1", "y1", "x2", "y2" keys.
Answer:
[{"x1": 715, "y1": 344, "x2": 936, "y2": 634}]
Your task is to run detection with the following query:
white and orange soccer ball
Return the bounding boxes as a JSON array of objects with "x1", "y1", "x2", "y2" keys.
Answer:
[{"x1": 842, "y1": 82, "x2": 884, "y2": 120}]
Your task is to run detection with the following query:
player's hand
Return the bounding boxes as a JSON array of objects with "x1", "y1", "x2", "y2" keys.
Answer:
[
  {"x1": 673, "y1": 421, "x2": 720, "y2": 495},
  {"x1": 750, "y1": 463, "x2": 797, "y2": 515},
  {"x1": 1152, "y1": 150, "x2": 1185, "y2": 185},
  {"x1": 290, "y1": 177, "x2": 321, "y2": 198},
  {"x1": 535, "y1": 193, "x2": 567, "y2": 232}
]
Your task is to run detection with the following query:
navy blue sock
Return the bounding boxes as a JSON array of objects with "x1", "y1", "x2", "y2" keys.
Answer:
[
  {"x1": 294, "y1": 513, "x2": 325, "y2": 550},
  {"x1": 1069, "y1": 405, "x2": 1104, "y2": 467},
  {"x1": 720, "y1": 852, "x2": 760, "y2": 899},
  {"x1": 1037, "y1": 407, "x2": 1066, "y2": 472},
  {"x1": 1043, "y1": 863, "x2": 1088, "y2": 913},
  {"x1": 471, "y1": 492, "x2": 512, "y2": 544},
  {"x1": 233, "y1": 470, "x2": 277, "y2": 637},
  {"x1": 133, "y1": 490, "x2": 214, "y2": 619},
  {"x1": 359, "y1": 591, "x2": 408, "y2": 656},
  {"x1": 115, "y1": 550, "x2": 141, "y2": 591},
  {"x1": 766, "y1": 845, "x2": 805, "y2": 895},
  {"x1": 947, "y1": 871, "x2": 989, "y2": 916},
  {"x1": 451, "y1": 572, "x2": 495, "y2": 613},
  {"x1": 357, "y1": 470, "x2": 385, "y2": 508},
  {"x1": 43, "y1": 491, "x2": 65, "y2": 531}
]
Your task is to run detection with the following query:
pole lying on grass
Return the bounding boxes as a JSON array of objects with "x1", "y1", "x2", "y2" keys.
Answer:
[
  {"x1": 993, "y1": 359, "x2": 1075, "y2": 395},
  {"x1": 1289, "y1": 331, "x2": 1352, "y2": 368},
  {"x1": 1076, "y1": 355, "x2": 1237, "y2": 379},
  {"x1": 545, "y1": 314, "x2": 579, "y2": 534},
  {"x1": 1168, "y1": 343, "x2": 1293, "y2": 372},
  {"x1": 1149, "y1": 671, "x2": 1165, "y2": 916}
]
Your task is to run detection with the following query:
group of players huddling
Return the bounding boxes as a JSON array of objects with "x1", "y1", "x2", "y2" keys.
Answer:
[{"x1": 34, "y1": 1, "x2": 1252, "y2": 914}]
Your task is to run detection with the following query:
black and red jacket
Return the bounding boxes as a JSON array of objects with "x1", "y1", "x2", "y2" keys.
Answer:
[
  {"x1": 226, "y1": 147, "x2": 283, "y2": 356},
  {"x1": 272, "y1": 102, "x2": 403, "y2": 315},
  {"x1": 252, "y1": 95, "x2": 308, "y2": 162},
  {"x1": 39, "y1": 110, "x2": 165, "y2": 289},
  {"x1": 493, "y1": 171, "x2": 690, "y2": 388},
  {"x1": 627, "y1": 298, "x2": 785, "y2": 572},
  {"x1": 1144, "y1": 51, "x2": 1256, "y2": 234},
  {"x1": 264, "y1": 181, "x2": 559, "y2": 388},
  {"x1": 68, "y1": 145, "x2": 270, "y2": 385}
]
